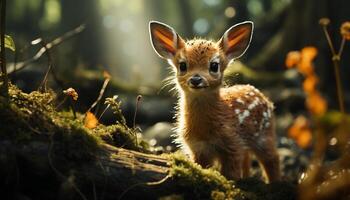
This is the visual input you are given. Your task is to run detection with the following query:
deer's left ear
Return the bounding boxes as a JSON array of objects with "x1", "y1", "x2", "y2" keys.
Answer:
[{"x1": 218, "y1": 21, "x2": 253, "y2": 60}]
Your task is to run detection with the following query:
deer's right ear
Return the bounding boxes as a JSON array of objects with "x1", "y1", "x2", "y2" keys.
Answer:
[{"x1": 149, "y1": 21, "x2": 184, "y2": 59}]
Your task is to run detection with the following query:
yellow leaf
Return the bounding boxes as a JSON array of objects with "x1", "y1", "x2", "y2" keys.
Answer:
[
  {"x1": 1, "y1": 35, "x2": 16, "y2": 51},
  {"x1": 84, "y1": 112, "x2": 99, "y2": 129}
]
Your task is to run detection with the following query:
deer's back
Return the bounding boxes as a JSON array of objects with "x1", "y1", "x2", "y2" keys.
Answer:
[{"x1": 220, "y1": 85, "x2": 275, "y2": 145}]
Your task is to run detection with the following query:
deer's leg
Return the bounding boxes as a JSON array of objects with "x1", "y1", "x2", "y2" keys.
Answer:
[
  {"x1": 192, "y1": 151, "x2": 213, "y2": 168},
  {"x1": 219, "y1": 152, "x2": 243, "y2": 180},
  {"x1": 250, "y1": 138, "x2": 281, "y2": 183},
  {"x1": 242, "y1": 150, "x2": 251, "y2": 178}
]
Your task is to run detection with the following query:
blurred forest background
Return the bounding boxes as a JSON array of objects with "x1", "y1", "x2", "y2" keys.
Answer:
[
  {"x1": 5, "y1": 0, "x2": 350, "y2": 140},
  {"x1": 2, "y1": 0, "x2": 350, "y2": 199}
]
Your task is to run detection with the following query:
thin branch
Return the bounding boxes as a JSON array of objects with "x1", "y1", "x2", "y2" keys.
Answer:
[
  {"x1": 133, "y1": 95, "x2": 142, "y2": 129},
  {"x1": 322, "y1": 26, "x2": 337, "y2": 56},
  {"x1": 87, "y1": 74, "x2": 110, "y2": 115},
  {"x1": 7, "y1": 24, "x2": 86, "y2": 74},
  {"x1": 0, "y1": 0, "x2": 8, "y2": 97},
  {"x1": 338, "y1": 36, "x2": 346, "y2": 58},
  {"x1": 38, "y1": 40, "x2": 53, "y2": 92}
]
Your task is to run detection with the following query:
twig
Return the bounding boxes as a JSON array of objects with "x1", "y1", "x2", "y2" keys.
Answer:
[
  {"x1": 38, "y1": 39, "x2": 52, "y2": 92},
  {"x1": 332, "y1": 56, "x2": 345, "y2": 113},
  {"x1": 70, "y1": 98, "x2": 77, "y2": 119},
  {"x1": 321, "y1": 26, "x2": 336, "y2": 55},
  {"x1": 56, "y1": 96, "x2": 68, "y2": 110},
  {"x1": 133, "y1": 95, "x2": 142, "y2": 129},
  {"x1": 87, "y1": 72, "x2": 110, "y2": 115},
  {"x1": 338, "y1": 37, "x2": 346, "y2": 58},
  {"x1": 320, "y1": 20, "x2": 346, "y2": 113},
  {"x1": 0, "y1": 0, "x2": 8, "y2": 97},
  {"x1": 7, "y1": 24, "x2": 86, "y2": 74}
]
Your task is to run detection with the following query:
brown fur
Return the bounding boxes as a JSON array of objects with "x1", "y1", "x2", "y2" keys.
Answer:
[{"x1": 149, "y1": 21, "x2": 280, "y2": 182}]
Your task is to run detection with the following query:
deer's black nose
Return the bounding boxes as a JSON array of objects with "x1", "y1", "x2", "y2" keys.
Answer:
[{"x1": 189, "y1": 75, "x2": 203, "y2": 87}]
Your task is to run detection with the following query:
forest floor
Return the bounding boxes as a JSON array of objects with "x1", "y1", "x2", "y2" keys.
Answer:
[{"x1": 0, "y1": 84, "x2": 297, "y2": 200}]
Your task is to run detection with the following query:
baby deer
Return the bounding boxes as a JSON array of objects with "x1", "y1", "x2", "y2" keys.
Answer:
[{"x1": 149, "y1": 21, "x2": 280, "y2": 182}]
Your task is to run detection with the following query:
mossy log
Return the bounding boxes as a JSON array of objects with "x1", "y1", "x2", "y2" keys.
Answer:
[{"x1": 0, "y1": 139, "x2": 175, "y2": 200}]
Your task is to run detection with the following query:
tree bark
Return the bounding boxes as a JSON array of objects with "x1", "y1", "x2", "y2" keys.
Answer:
[{"x1": 0, "y1": 139, "x2": 180, "y2": 200}]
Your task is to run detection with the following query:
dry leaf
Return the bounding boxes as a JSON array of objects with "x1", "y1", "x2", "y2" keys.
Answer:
[{"x1": 84, "y1": 112, "x2": 99, "y2": 129}]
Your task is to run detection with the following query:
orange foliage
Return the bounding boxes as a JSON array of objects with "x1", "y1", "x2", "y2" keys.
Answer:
[
  {"x1": 306, "y1": 92, "x2": 327, "y2": 116},
  {"x1": 84, "y1": 112, "x2": 99, "y2": 129},
  {"x1": 285, "y1": 46, "x2": 327, "y2": 116},
  {"x1": 288, "y1": 115, "x2": 312, "y2": 148},
  {"x1": 298, "y1": 47, "x2": 317, "y2": 76},
  {"x1": 285, "y1": 51, "x2": 301, "y2": 68},
  {"x1": 340, "y1": 21, "x2": 350, "y2": 40},
  {"x1": 303, "y1": 75, "x2": 319, "y2": 93},
  {"x1": 285, "y1": 46, "x2": 328, "y2": 148}
]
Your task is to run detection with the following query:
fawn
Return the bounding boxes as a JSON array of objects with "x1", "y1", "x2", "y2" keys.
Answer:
[{"x1": 149, "y1": 21, "x2": 280, "y2": 182}]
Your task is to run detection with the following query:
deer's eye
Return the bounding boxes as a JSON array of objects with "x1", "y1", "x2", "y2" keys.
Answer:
[
  {"x1": 179, "y1": 62, "x2": 187, "y2": 74},
  {"x1": 209, "y1": 62, "x2": 219, "y2": 73}
]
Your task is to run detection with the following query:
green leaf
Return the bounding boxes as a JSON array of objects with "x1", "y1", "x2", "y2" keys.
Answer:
[{"x1": 1, "y1": 35, "x2": 16, "y2": 51}]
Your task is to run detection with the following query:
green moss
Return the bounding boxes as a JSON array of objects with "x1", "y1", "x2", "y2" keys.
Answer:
[
  {"x1": 94, "y1": 124, "x2": 149, "y2": 152},
  {"x1": 166, "y1": 152, "x2": 297, "y2": 200},
  {"x1": 0, "y1": 84, "x2": 148, "y2": 163},
  {"x1": 167, "y1": 152, "x2": 245, "y2": 200}
]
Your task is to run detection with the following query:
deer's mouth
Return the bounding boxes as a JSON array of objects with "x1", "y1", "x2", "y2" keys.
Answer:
[{"x1": 189, "y1": 85, "x2": 208, "y2": 90}]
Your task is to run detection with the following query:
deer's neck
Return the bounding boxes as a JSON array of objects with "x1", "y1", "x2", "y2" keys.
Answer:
[{"x1": 178, "y1": 90, "x2": 222, "y2": 140}]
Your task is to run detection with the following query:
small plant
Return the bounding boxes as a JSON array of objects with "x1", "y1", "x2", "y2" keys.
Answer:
[
  {"x1": 63, "y1": 87, "x2": 79, "y2": 118},
  {"x1": 319, "y1": 18, "x2": 349, "y2": 113}
]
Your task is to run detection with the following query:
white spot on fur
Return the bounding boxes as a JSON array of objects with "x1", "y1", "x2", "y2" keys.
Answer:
[
  {"x1": 263, "y1": 112, "x2": 268, "y2": 118},
  {"x1": 254, "y1": 132, "x2": 259, "y2": 137},
  {"x1": 236, "y1": 98, "x2": 244, "y2": 104},
  {"x1": 235, "y1": 109, "x2": 240, "y2": 114},
  {"x1": 238, "y1": 110, "x2": 250, "y2": 124},
  {"x1": 248, "y1": 98, "x2": 260, "y2": 110},
  {"x1": 265, "y1": 122, "x2": 270, "y2": 128},
  {"x1": 249, "y1": 92, "x2": 255, "y2": 96}
]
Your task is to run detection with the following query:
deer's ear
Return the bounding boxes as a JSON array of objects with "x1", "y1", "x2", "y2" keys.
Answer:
[
  {"x1": 218, "y1": 21, "x2": 253, "y2": 60},
  {"x1": 149, "y1": 21, "x2": 184, "y2": 59}
]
